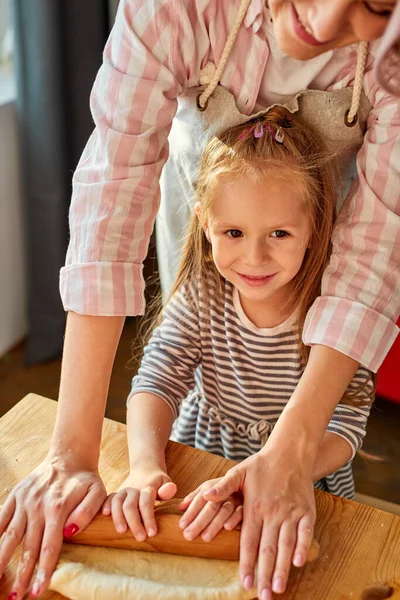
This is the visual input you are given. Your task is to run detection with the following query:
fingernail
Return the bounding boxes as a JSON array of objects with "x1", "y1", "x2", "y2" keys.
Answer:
[
  {"x1": 293, "y1": 552, "x2": 304, "y2": 567},
  {"x1": 147, "y1": 528, "x2": 156, "y2": 537},
  {"x1": 179, "y1": 519, "x2": 186, "y2": 529},
  {"x1": 184, "y1": 530, "x2": 194, "y2": 540},
  {"x1": 260, "y1": 588, "x2": 272, "y2": 600},
  {"x1": 244, "y1": 575, "x2": 253, "y2": 589},
  {"x1": 116, "y1": 523, "x2": 126, "y2": 533},
  {"x1": 30, "y1": 582, "x2": 40, "y2": 597},
  {"x1": 63, "y1": 523, "x2": 79, "y2": 538},
  {"x1": 202, "y1": 533, "x2": 211, "y2": 541},
  {"x1": 8, "y1": 593, "x2": 17, "y2": 600},
  {"x1": 135, "y1": 532, "x2": 146, "y2": 542},
  {"x1": 272, "y1": 577, "x2": 285, "y2": 593}
]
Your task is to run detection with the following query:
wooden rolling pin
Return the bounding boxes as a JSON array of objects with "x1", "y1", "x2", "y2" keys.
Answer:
[{"x1": 65, "y1": 499, "x2": 320, "y2": 562}]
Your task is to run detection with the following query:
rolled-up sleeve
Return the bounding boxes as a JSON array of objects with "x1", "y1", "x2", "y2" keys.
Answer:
[
  {"x1": 327, "y1": 366, "x2": 373, "y2": 459},
  {"x1": 303, "y1": 73, "x2": 400, "y2": 372},
  {"x1": 60, "y1": 0, "x2": 191, "y2": 316}
]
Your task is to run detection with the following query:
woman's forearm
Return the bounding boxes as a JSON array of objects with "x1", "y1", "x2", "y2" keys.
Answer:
[
  {"x1": 49, "y1": 312, "x2": 125, "y2": 467},
  {"x1": 127, "y1": 393, "x2": 175, "y2": 470},
  {"x1": 261, "y1": 345, "x2": 359, "y2": 467}
]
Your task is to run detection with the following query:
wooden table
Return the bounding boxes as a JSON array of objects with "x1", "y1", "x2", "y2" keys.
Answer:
[{"x1": 1, "y1": 394, "x2": 400, "y2": 600}]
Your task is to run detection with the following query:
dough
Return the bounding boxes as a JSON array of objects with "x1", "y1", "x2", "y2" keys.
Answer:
[{"x1": 49, "y1": 544, "x2": 257, "y2": 600}]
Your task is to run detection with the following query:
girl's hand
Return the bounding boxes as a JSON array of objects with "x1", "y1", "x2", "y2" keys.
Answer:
[
  {"x1": 0, "y1": 455, "x2": 106, "y2": 600},
  {"x1": 178, "y1": 478, "x2": 243, "y2": 542},
  {"x1": 202, "y1": 452, "x2": 316, "y2": 600},
  {"x1": 101, "y1": 465, "x2": 177, "y2": 541}
]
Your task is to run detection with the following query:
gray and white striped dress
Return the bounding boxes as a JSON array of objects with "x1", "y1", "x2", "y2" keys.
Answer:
[{"x1": 130, "y1": 270, "x2": 373, "y2": 499}]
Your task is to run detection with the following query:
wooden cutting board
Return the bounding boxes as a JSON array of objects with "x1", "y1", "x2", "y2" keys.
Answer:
[{"x1": 1, "y1": 394, "x2": 400, "y2": 599}]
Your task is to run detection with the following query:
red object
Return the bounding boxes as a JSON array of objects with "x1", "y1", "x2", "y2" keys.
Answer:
[{"x1": 376, "y1": 318, "x2": 400, "y2": 404}]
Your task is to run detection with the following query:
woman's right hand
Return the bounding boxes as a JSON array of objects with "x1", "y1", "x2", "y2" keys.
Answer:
[
  {"x1": 101, "y1": 465, "x2": 177, "y2": 541},
  {"x1": 0, "y1": 455, "x2": 107, "y2": 600}
]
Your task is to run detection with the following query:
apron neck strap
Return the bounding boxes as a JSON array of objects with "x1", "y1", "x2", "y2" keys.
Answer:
[
  {"x1": 346, "y1": 41, "x2": 368, "y2": 126},
  {"x1": 197, "y1": 0, "x2": 252, "y2": 109}
]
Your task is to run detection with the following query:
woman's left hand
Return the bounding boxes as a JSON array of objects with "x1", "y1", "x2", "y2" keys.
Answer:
[
  {"x1": 178, "y1": 478, "x2": 243, "y2": 541},
  {"x1": 201, "y1": 451, "x2": 316, "y2": 600}
]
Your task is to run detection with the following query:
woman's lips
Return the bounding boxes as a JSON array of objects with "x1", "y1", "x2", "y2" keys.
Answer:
[
  {"x1": 291, "y1": 3, "x2": 327, "y2": 47},
  {"x1": 238, "y1": 273, "x2": 276, "y2": 287}
]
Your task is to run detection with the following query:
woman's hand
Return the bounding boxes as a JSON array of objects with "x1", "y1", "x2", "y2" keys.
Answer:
[
  {"x1": 101, "y1": 464, "x2": 177, "y2": 541},
  {"x1": 178, "y1": 478, "x2": 243, "y2": 542},
  {"x1": 0, "y1": 455, "x2": 106, "y2": 600},
  {"x1": 202, "y1": 451, "x2": 316, "y2": 600}
]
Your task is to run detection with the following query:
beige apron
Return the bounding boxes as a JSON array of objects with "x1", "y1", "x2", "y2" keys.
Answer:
[{"x1": 156, "y1": 1, "x2": 371, "y2": 298}]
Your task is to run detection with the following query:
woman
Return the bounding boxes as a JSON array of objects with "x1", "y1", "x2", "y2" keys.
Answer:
[{"x1": 0, "y1": 2, "x2": 399, "y2": 599}]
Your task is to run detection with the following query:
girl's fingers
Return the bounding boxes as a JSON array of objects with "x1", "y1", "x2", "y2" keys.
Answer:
[
  {"x1": 200, "y1": 501, "x2": 236, "y2": 542},
  {"x1": 182, "y1": 500, "x2": 222, "y2": 541},
  {"x1": 178, "y1": 488, "x2": 201, "y2": 510},
  {"x1": 138, "y1": 487, "x2": 158, "y2": 537},
  {"x1": 179, "y1": 491, "x2": 207, "y2": 531},
  {"x1": 203, "y1": 469, "x2": 242, "y2": 503},
  {"x1": 292, "y1": 515, "x2": 315, "y2": 568},
  {"x1": 255, "y1": 523, "x2": 280, "y2": 600},
  {"x1": 102, "y1": 493, "x2": 115, "y2": 516},
  {"x1": 64, "y1": 482, "x2": 107, "y2": 537},
  {"x1": 157, "y1": 481, "x2": 177, "y2": 500},
  {"x1": 122, "y1": 492, "x2": 147, "y2": 542},
  {"x1": 270, "y1": 521, "x2": 297, "y2": 596},
  {"x1": 224, "y1": 504, "x2": 243, "y2": 530},
  {"x1": 111, "y1": 490, "x2": 129, "y2": 533}
]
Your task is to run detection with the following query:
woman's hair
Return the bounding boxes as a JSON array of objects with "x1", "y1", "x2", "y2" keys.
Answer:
[
  {"x1": 141, "y1": 107, "x2": 374, "y2": 407},
  {"x1": 375, "y1": 1, "x2": 400, "y2": 96}
]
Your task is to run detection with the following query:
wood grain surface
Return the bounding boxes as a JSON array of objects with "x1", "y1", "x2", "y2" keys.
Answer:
[{"x1": 1, "y1": 394, "x2": 400, "y2": 600}]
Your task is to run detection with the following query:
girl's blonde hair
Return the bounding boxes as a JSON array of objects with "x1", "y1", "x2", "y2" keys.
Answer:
[
  {"x1": 173, "y1": 107, "x2": 335, "y2": 362},
  {"x1": 145, "y1": 107, "x2": 374, "y2": 407}
]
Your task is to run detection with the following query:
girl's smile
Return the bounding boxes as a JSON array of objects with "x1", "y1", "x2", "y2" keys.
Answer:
[
  {"x1": 204, "y1": 175, "x2": 311, "y2": 326},
  {"x1": 237, "y1": 272, "x2": 277, "y2": 287}
]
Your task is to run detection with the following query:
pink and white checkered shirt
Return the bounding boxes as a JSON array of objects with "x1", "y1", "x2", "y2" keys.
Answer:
[{"x1": 60, "y1": 0, "x2": 400, "y2": 372}]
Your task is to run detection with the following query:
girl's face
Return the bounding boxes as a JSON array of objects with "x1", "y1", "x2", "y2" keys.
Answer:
[
  {"x1": 269, "y1": 0, "x2": 397, "y2": 60},
  {"x1": 203, "y1": 176, "x2": 311, "y2": 325}
]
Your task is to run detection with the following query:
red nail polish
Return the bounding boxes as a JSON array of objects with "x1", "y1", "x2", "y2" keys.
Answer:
[
  {"x1": 8, "y1": 593, "x2": 18, "y2": 600},
  {"x1": 63, "y1": 523, "x2": 79, "y2": 538}
]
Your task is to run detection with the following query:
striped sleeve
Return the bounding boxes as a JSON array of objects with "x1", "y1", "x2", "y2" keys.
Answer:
[
  {"x1": 326, "y1": 366, "x2": 373, "y2": 459},
  {"x1": 59, "y1": 0, "x2": 194, "y2": 316},
  {"x1": 303, "y1": 72, "x2": 400, "y2": 372},
  {"x1": 129, "y1": 284, "x2": 201, "y2": 418}
]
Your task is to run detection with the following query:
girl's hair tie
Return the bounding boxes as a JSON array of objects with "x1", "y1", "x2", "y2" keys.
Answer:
[{"x1": 238, "y1": 121, "x2": 285, "y2": 144}]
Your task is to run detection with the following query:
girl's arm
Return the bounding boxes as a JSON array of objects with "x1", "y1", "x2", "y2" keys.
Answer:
[
  {"x1": 126, "y1": 392, "x2": 174, "y2": 471},
  {"x1": 101, "y1": 392, "x2": 177, "y2": 540}
]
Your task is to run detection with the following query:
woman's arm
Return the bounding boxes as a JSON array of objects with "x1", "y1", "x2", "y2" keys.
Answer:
[
  {"x1": 50, "y1": 312, "x2": 125, "y2": 465},
  {"x1": 303, "y1": 68, "x2": 400, "y2": 373},
  {"x1": 203, "y1": 345, "x2": 359, "y2": 600}
]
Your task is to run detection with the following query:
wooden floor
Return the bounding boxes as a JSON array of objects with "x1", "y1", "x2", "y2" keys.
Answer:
[{"x1": 1, "y1": 317, "x2": 400, "y2": 505}]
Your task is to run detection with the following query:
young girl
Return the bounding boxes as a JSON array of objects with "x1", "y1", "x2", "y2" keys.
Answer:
[{"x1": 103, "y1": 107, "x2": 374, "y2": 599}]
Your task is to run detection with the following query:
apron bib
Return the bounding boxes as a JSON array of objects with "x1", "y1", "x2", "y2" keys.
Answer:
[{"x1": 156, "y1": 9, "x2": 371, "y2": 298}]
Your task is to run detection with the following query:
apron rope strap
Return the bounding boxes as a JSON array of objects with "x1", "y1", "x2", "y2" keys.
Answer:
[
  {"x1": 346, "y1": 41, "x2": 368, "y2": 126},
  {"x1": 197, "y1": 0, "x2": 252, "y2": 109}
]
